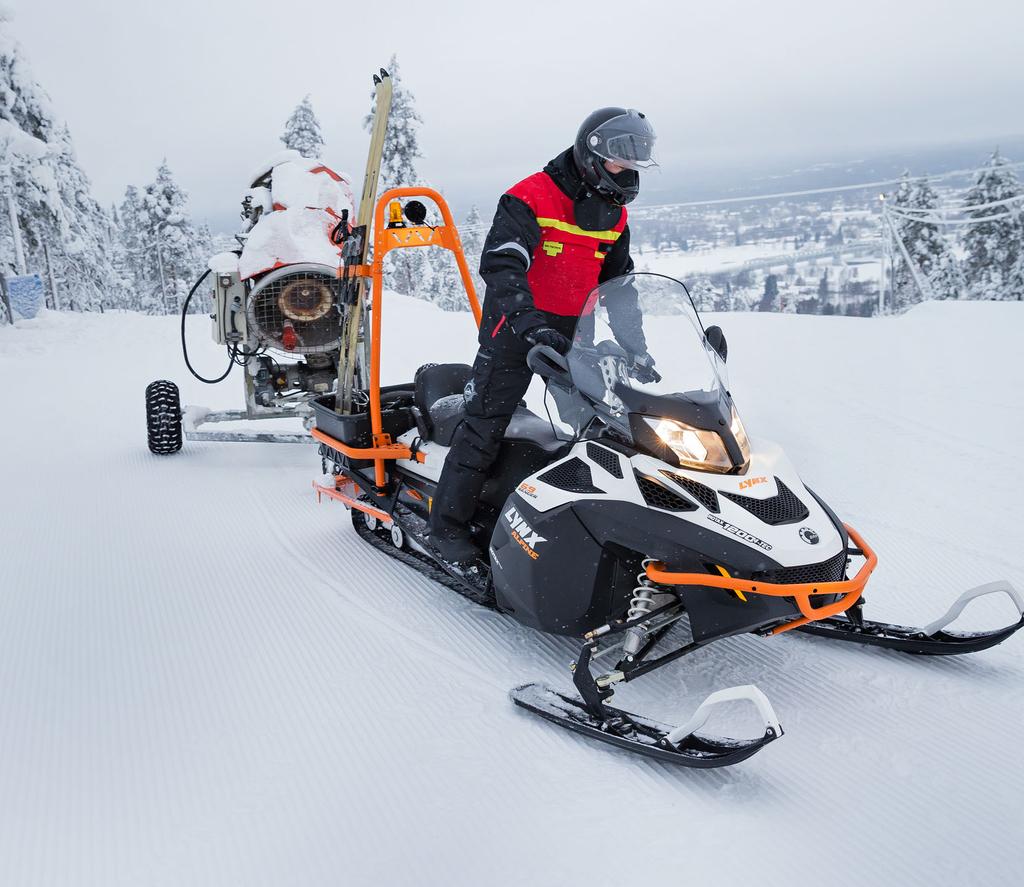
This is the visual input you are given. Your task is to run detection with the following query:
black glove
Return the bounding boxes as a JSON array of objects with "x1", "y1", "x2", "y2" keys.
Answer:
[
  {"x1": 524, "y1": 326, "x2": 572, "y2": 356},
  {"x1": 628, "y1": 352, "x2": 661, "y2": 384}
]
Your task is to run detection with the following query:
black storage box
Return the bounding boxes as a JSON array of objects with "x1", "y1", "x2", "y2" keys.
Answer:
[{"x1": 311, "y1": 386, "x2": 416, "y2": 449}]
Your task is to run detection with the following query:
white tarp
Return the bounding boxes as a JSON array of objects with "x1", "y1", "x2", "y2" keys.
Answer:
[{"x1": 237, "y1": 156, "x2": 356, "y2": 280}]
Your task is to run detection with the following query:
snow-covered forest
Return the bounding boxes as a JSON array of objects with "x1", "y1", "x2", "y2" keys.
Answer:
[{"x1": 2, "y1": 10, "x2": 1022, "y2": 325}]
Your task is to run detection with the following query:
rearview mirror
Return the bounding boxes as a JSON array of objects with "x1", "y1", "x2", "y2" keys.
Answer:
[{"x1": 705, "y1": 326, "x2": 728, "y2": 363}]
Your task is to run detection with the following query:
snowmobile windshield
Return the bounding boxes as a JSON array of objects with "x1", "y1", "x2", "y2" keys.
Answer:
[
  {"x1": 562, "y1": 274, "x2": 748, "y2": 473},
  {"x1": 567, "y1": 272, "x2": 727, "y2": 406}
]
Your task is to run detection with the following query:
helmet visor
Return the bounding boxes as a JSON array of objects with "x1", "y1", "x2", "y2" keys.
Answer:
[
  {"x1": 602, "y1": 133, "x2": 657, "y2": 170},
  {"x1": 587, "y1": 111, "x2": 658, "y2": 171}
]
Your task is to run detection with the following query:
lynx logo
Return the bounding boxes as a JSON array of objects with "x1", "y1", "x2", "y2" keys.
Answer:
[
  {"x1": 799, "y1": 527, "x2": 820, "y2": 545},
  {"x1": 504, "y1": 506, "x2": 546, "y2": 560},
  {"x1": 707, "y1": 513, "x2": 773, "y2": 551},
  {"x1": 739, "y1": 475, "x2": 768, "y2": 491}
]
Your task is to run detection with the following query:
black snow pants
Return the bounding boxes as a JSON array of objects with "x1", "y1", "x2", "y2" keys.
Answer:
[{"x1": 428, "y1": 315, "x2": 576, "y2": 542}]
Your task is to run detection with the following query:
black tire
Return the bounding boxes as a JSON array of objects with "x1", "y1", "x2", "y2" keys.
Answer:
[{"x1": 145, "y1": 380, "x2": 183, "y2": 454}]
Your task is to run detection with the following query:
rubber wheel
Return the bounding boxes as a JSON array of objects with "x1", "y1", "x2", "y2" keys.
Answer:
[{"x1": 146, "y1": 380, "x2": 183, "y2": 454}]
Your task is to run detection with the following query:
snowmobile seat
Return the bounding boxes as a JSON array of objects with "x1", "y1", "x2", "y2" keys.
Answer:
[
  {"x1": 412, "y1": 362, "x2": 568, "y2": 455},
  {"x1": 414, "y1": 363, "x2": 473, "y2": 445}
]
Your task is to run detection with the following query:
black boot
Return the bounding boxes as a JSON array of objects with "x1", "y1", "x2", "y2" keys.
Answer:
[{"x1": 428, "y1": 528, "x2": 483, "y2": 565}]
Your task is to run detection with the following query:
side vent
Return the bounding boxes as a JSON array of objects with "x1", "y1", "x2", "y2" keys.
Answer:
[
  {"x1": 721, "y1": 477, "x2": 809, "y2": 526},
  {"x1": 537, "y1": 458, "x2": 604, "y2": 494},
  {"x1": 660, "y1": 470, "x2": 720, "y2": 512},
  {"x1": 635, "y1": 472, "x2": 697, "y2": 512},
  {"x1": 586, "y1": 442, "x2": 623, "y2": 479}
]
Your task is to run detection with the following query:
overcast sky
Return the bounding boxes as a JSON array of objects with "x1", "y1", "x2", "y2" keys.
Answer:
[{"x1": 9, "y1": 0, "x2": 1023, "y2": 229}]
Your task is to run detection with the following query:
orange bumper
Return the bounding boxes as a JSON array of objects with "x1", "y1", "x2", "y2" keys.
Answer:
[{"x1": 645, "y1": 524, "x2": 877, "y2": 636}]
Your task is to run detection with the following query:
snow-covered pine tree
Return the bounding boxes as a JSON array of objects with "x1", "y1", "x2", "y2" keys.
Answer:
[
  {"x1": 280, "y1": 95, "x2": 326, "y2": 159},
  {"x1": 686, "y1": 278, "x2": 718, "y2": 313},
  {"x1": 911, "y1": 178, "x2": 963, "y2": 300},
  {"x1": 758, "y1": 273, "x2": 779, "y2": 312},
  {"x1": 117, "y1": 185, "x2": 149, "y2": 310},
  {"x1": 50, "y1": 125, "x2": 123, "y2": 311},
  {"x1": 890, "y1": 173, "x2": 921, "y2": 309},
  {"x1": 364, "y1": 54, "x2": 430, "y2": 299},
  {"x1": 426, "y1": 248, "x2": 466, "y2": 311},
  {"x1": 138, "y1": 161, "x2": 204, "y2": 314},
  {"x1": 459, "y1": 204, "x2": 485, "y2": 301},
  {"x1": 962, "y1": 150, "x2": 1023, "y2": 300},
  {"x1": 1, "y1": 11, "x2": 119, "y2": 311}
]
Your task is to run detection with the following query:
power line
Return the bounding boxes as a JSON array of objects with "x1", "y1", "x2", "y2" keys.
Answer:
[{"x1": 628, "y1": 160, "x2": 1024, "y2": 213}]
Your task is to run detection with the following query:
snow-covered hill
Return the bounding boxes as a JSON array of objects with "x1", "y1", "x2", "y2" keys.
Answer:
[{"x1": 0, "y1": 299, "x2": 1022, "y2": 886}]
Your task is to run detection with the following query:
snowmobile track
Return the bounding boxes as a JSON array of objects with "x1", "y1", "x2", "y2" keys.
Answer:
[{"x1": 349, "y1": 507, "x2": 497, "y2": 609}]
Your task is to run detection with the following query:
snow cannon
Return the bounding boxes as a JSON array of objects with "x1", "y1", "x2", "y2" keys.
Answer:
[{"x1": 146, "y1": 150, "x2": 359, "y2": 451}]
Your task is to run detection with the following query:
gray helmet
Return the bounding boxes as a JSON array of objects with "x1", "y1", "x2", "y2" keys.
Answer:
[{"x1": 573, "y1": 107, "x2": 657, "y2": 206}]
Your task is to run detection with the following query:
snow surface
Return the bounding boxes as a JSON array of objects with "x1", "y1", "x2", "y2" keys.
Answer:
[{"x1": 0, "y1": 300, "x2": 1022, "y2": 885}]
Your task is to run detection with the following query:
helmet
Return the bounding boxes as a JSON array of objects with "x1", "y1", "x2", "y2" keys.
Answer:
[{"x1": 573, "y1": 107, "x2": 657, "y2": 206}]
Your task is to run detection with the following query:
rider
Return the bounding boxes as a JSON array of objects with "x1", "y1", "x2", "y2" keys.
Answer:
[{"x1": 428, "y1": 107, "x2": 661, "y2": 564}]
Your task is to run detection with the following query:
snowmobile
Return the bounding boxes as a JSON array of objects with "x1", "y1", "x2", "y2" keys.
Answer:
[{"x1": 311, "y1": 195, "x2": 1024, "y2": 769}]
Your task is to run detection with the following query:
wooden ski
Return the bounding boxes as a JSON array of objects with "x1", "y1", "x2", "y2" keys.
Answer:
[{"x1": 339, "y1": 68, "x2": 393, "y2": 414}]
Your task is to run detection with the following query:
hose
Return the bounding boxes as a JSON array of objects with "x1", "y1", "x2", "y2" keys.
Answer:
[{"x1": 180, "y1": 268, "x2": 235, "y2": 384}]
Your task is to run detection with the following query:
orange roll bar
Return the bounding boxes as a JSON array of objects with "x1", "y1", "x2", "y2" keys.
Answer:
[
  {"x1": 365, "y1": 187, "x2": 482, "y2": 487},
  {"x1": 645, "y1": 524, "x2": 877, "y2": 635}
]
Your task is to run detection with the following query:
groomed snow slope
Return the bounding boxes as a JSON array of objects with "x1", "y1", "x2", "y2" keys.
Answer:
[{"x1": 0, "y1": 298, "x2": 1022, "y2": 886}]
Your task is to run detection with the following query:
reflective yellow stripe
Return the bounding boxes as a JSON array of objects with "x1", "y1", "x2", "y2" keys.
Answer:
[
  {"x1": 716, "y1": 565, "x2": 747, "y2": 601},
  {"x1": 535, "y1": 217, "x2": 622, "y2": 242}
]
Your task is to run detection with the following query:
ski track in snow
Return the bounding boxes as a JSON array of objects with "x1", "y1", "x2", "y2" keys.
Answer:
[{"x1": 0, "y1": 299, "x2": 1022, "y2": 886}]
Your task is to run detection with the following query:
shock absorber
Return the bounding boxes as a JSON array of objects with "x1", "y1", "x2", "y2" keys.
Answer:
[{"x1": 623, "y1": 558, "x2": 659, "y2": 657}]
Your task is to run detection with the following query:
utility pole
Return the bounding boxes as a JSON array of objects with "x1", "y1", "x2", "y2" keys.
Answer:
[
  {"x1": 43, "y1": 240, "x2": 60, "y2": 310},
  {"x1": 6, "y1": 189, "x2": 27, "y2": 275},
  {"x1": 154, "y1": 225, "x2": 169, "y2": 312},
  {"x1": 878, "y1": 195, "x2": 887, "y2": 316}
]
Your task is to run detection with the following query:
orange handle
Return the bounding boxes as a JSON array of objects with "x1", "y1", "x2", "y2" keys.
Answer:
[{"x1": 646, "y1": 524, "x2": 877, "y2": 635}]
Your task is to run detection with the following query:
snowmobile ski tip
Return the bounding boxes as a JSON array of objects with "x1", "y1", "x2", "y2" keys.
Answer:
[{"x1": 796, "y1": 581, "x2": 1024, "y2": 655}]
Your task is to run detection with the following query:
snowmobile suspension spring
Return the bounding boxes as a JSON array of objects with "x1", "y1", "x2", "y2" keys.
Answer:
[{"x1": 627, "y1": 559, "x2": 659, "y2": 622}]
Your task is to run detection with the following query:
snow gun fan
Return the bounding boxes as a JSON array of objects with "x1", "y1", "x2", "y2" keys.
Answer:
[
  {"x1": 246, "y1": 264, "x2": 342, "y2": 355},
  {"x1": 143, "y1": 67, "x2": 393, "y2": 452}
]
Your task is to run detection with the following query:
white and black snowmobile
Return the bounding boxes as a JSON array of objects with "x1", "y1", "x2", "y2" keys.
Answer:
[{"x1": 312, "y1": 271, "x2": 1024, "y2": 769}]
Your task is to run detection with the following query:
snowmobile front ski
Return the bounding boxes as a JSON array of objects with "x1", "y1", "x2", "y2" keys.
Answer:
[
  {"x1": 795, "y1": 581, "x2": 1024, "y2": 655},
  {"x1": 338, "y1": 68, "x2": 393, "y2": 414},
  {"x1": 510, "y1": 682, "x2": 781, "y2": 769},
  {"x1": 512, "y1": 618, "x2": 782, "y2": 768}
]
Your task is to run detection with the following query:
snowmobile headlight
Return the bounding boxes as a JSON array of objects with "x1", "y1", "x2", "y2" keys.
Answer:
[
  {"x1": 730, "y1": 406, "x2": 751, "y2": 464},
  {"x1": 644, "y1": 417, "x2": 732, "y2": 473}
]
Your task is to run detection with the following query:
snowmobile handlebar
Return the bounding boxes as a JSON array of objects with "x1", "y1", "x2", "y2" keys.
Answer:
[
  {"x1": 526, "y1": 344, "x2": 571, "y2": 384},
  {"x1": 645, "y1": 523, "x2": 878, "y2": 636}
]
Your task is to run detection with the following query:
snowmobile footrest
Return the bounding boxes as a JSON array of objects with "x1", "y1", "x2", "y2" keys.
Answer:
[
  {"x1": 796, "y1": 581, "x2": 1024, "y2": 655},
  {"x1": 509, "y1": 682, "x2": 781, "y2": 769}
]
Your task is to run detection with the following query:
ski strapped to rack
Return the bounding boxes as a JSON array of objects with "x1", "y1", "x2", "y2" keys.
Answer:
[{"x1": 338, "y1": 68, "x2": 393, "y2": 415}]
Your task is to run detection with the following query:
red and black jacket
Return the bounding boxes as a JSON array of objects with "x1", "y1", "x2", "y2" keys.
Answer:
[{"x1": 477, "y1": 148, "x2": 647, "y2": 355}]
